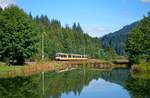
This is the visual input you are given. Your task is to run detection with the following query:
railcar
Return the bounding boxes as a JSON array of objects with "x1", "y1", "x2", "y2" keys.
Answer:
[{"x1": 55, "y1": 53, "x2": 88, "y2": 61}]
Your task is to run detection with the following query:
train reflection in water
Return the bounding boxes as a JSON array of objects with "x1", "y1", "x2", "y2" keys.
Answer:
[{"x1": 55, "y1": 53, "x2": 88, "y2": 61}]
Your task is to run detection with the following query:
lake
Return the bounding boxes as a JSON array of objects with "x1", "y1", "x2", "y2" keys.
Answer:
[{"x1": 0, "y1": 68, "x2": 149, "y2": 98}]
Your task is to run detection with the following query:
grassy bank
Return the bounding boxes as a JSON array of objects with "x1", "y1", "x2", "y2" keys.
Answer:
[
  {"x1": 131, "y1": 62, "x2": 150, "y2": 79},
  {"x1": 131, "y1": 62, "x2": 150, "y2": 73},
  {"x1": 0, "y1": 59, "x2": 128, "y2": 78},
  {"x1": 0, "y1": 66, "x2": 21, "y2": 72},
  {"x1": 0, "y1": 65, "x2": 22, "y2": 78}
]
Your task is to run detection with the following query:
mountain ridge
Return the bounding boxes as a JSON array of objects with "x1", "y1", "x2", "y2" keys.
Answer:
[{"x1": 100, "y1": 22, "x2": 138, "y2": 55}]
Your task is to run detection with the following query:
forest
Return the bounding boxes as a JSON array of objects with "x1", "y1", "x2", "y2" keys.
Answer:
[{"x1": 0, "y1": 6, "x2": 104, "y2": 65}]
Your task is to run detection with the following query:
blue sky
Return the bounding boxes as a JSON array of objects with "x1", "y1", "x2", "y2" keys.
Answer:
[{"x1": 1, "y1": 0, "x2": 150, "y2": 37}]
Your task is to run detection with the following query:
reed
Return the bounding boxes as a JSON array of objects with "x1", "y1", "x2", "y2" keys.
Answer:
[
  {"x1": 0, "y1": 59, "x2": 125, "y2": 78},
  {"x1": 21, "y1": 60, "x2": 114, "y2": 76}
]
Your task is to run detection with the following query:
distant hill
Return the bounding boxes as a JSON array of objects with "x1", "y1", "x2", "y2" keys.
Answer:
[{"x1": 100, "y1": 22, "x2": 138, "y2": 55}]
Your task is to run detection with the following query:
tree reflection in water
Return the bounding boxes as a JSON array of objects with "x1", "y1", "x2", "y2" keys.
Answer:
[
  {"x1": 0, "y1": 69, "x2": 101, "y2": 98},
  {"x1": 43, "y1": 69, "x2": 101, "y2": 98},
  {"x1": 0, "y1": 68, "x2": 149, "y2": 98},
  {"x1": 0, "y1": 75, "x2": 42, "y2": 98},
  {"x1": 126, "y1": 78, "x2": 150, "y2": 98}
]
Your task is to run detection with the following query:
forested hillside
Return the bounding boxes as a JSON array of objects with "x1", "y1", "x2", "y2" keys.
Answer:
[
  {"x1": 34, "y1": 15, "x2": 101, "y2": 59},
  {"x1": 100, "y1": 22, "x2": 138, "y2": 55}
]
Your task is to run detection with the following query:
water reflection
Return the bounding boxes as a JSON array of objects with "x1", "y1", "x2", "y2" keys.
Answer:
[
  {"x1": 0, "y1": 68, "x2": 149, "y2": 98},
  {"x1": 126, "y1": 78, "x2": 150, "y2": 98},
  {"x1": 0, "y1": 75, "x2": 42, "y2": 98},
  {"x1": 43, "y1": 69, "x2": 101, "y2": 98}
]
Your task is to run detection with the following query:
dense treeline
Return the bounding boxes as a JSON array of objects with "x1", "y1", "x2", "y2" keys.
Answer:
[
  {"x1": 34, "y1": 15, "x2": 101, "y2": 59},
  {"x1": 126, "y1": 13, "x2": 150, "y2": 64},
  {"x1": 100, "y1": 22, "x2": 137, "y2": 55},
  {"x1": 0, "y1": 6, "x2": 102, "y2": 65}
]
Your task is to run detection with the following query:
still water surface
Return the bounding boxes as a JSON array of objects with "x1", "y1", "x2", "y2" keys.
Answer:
[{"x1": 0, "y1": 68, "x2": 149, "y2": 98}]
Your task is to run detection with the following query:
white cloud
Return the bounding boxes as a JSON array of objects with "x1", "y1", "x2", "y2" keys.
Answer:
[
  {"x1": 141, "y1": 0, "x2": 150, "y2": 3},
  {"x1": 0, "y1": 0, "x2": 16, "y2": 9},
  {"x1": 83, "y1": 26, "x2": 111, "y2": 37}
]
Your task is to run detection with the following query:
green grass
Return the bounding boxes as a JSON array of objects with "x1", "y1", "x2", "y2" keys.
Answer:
[
  {"x1": 0, "y1": 65, "x2": 22, "y2": 78},
  {"x1": 132, "y1": 73, "x2": 150, "y2": 79},
  {"x1": 134, "y1": 62, "x2": 150, "y2": 73},
  {"x1": 0, "y1": 66, "x2": 22, "y2": 72},
  {"x1": 131, "y1": 62, "x2": 150, "y2": 79}
]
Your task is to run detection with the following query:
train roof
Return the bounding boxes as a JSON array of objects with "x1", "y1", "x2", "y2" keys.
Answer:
[{"x1": 56, "y1": 52, "x2": 87, "y2": 56}]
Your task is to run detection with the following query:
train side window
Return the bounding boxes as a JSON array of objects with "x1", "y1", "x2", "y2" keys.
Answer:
[
  {"x1": 61, "y1": 55, "x2": 63, "y2": 57},
  {"x1": 64, "y1": 55, "x2": 67, "y2": 58},
  {"x1": 68, "y1": 55, "x2": 71, "y2": 58}
]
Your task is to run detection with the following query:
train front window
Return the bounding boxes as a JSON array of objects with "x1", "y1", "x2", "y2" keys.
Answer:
[
  {"x1": 60, "y1": 55, "x2": 67, "y2": 58},
  {"x1": 56, "y1": 54, "x2": 60, "y2": 57}
]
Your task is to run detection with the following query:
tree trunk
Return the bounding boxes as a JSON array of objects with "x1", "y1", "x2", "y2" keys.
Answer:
[{"x1": 16, "y1": 57, "x2": 25, "y2": 65}]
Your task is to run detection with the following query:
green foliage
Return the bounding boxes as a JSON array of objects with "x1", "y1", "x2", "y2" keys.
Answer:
[
  {"x1": 0, "y1": 6, "x2": 38, "y2": 65},
  {"x1": 132, "y1": 62, "x2": 150, "y2": 74},
  {"x1": 0, "y1": 5, "x2": 102, "y2": 65},
  {"x1": 34, "y1": 16, "x2": 101, "y2": 59},
  {"x1": 98, "y1": 48, "x2": 117, "y2": 60},
  {"x1": 126, "y1": 13, "x2": 150, "y2": 64}
]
